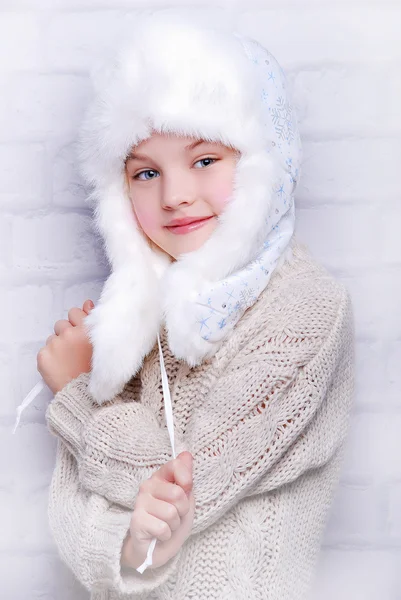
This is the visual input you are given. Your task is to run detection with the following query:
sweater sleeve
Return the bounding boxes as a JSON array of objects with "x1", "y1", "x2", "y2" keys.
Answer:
[
  {"x1": 46, "y1": 286, "x2": 354, "y2": 539},
  {"x1": 47, "y1": 437, "x2": 183, "y2": 596},
  {"x1": 45, "y1": 372, "x2": 189, "y2": 502}
]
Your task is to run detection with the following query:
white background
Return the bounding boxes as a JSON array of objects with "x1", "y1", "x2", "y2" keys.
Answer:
[{"x1": 1, "y1": 1, "x2": 400, "y2": 598}]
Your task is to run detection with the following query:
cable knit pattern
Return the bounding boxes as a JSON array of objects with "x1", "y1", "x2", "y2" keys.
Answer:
[{"x1": 45, "y1": 239, "x2": 355, "y2": 600}]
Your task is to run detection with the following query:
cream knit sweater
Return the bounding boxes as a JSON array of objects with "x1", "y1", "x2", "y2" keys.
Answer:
[{"x1": 45, "y1": 239, "x2": 355, "y2": 600}]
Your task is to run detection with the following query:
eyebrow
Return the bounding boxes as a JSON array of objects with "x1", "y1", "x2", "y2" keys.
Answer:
[{"x1": 125, "y1": 139, "x2": 208, "y2": 162}]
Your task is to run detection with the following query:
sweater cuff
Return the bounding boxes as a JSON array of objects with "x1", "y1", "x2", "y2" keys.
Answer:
[
  {"x1": 45, "y1": 372, "x2": 96, "y2": 461},
  {"x1": 84, "y1": 505, "x2": 182, "y2": 596}
]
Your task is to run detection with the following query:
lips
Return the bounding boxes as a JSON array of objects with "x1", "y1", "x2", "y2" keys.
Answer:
[
  {"x1": 166, "y1": 215, "x2": 215, "y2": 235},
  {"x1": 166, "y1": 216, "x2": 212, "y2": 227}
]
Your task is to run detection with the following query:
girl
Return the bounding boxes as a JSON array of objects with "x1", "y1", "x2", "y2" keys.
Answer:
[{"x1": 36, "y1": 12, "x2": 355, "y2": 600}]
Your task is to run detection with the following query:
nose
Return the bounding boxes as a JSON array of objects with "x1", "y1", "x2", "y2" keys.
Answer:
[{"x1": 161, "y1": 171, "x2": 198, "y2": 210}]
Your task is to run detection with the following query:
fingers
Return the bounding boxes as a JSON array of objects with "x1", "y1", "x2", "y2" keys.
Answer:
[
  {"x1": 177, "y1": 451, "x2": 193, "y2": 472},
  {"x1": 131, "y1": 509, "x2": 173, "y2": 543},
  {"x1": 67, "y1": 300, "x2": 94, "y2": 326},
  {"x1": 152, "y1": 455, "x2": 193, "y2": 497},
  {"x1": 51, "y1": 301, "x2": 94, "y2": 337},
  {"x1": 129, "y1": 454, "x2": 195, "y2": 552},
  {"x1": 82, "y1": 299, "x2": 94, "y2": 314},
  {"x1": 54, "y1": 319, "x2": 72, "y2": 336},
  {"x1": 140, "y1": 494, "x2": 181, "y2": 533},
  {"x1": 140, "y1": 479, "x2": 190, "y2": 520},
  {"x1": 68, "y1": 307, "x2": 87, "y2": 327}
]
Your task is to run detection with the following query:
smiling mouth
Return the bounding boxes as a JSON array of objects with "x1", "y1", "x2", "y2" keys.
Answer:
[{"x1": 166, "y1": 216, "x2": 215, "y2": 234}]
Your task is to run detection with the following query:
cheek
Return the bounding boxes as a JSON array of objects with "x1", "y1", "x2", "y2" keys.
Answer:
[
  {"x1": 132, "y1": 204, "x2": 158, "y2": 234},
  {"x1": 212, "y1": 183, "x2": 234, "y2": 212}
]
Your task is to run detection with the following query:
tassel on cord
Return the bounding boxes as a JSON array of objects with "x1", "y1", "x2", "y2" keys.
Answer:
[{"x1": 12, "y1": 333, "x2": 176, "y2": 575}]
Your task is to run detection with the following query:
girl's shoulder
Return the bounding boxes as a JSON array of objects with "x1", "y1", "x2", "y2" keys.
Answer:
[{"x1": 234, "y1": 238, "x2": 353, "y2": 363}]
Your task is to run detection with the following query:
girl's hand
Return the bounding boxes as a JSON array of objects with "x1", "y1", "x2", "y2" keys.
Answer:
[
  {"x1": 37, "y1": 299, "x2": 94, "y2": 395},
  {"x1": 121, "y1": 452, "x2": 195, "y2": 571}
]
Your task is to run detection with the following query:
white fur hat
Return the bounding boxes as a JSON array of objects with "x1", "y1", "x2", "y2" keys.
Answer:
[{"x1": 77, "y1": 12, "x2": 302, "y2": 404}]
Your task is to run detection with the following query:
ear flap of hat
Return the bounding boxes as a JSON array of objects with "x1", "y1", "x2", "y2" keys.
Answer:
[{"x1": 83, "y1": 177, "x2": 171, "y2": 405}]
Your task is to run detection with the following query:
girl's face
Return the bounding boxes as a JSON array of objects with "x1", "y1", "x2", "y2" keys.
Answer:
[{"x1": 124, "y1": 132, "x2": 240, "y2": 260}]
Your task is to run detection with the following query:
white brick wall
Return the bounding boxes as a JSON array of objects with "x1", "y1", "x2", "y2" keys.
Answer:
[{"x1": 1, "y1": 2, "x2": 400, "y2": 599}]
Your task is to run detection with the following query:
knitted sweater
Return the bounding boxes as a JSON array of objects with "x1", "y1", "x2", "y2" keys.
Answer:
[{"x1": 45, "y1": 239, "x2": 355, "y2": 600}]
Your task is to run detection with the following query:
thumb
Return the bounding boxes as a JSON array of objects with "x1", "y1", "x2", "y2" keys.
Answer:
[{"x1": 177, "y1": 451, "x2": 193, "y2": 470}]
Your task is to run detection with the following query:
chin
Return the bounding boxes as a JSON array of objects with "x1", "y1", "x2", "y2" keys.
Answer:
[
  {"x1": 155, "y1": 216, "x2": 219, "y2": 259},
  {"x1": 173, "y1": 229, "x2": 217, "y2": 258}
]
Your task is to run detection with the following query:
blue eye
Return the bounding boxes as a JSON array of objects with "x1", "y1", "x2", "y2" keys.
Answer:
[
  {"x1": 133, "y1": 157, "x2": 217, "y2": 181},
  {"x1": 194, "y1": 157, "x2": 217, "y2": 169},
  {"x1": 134, "y1": 169, "x2": 159, "y2": 181}
]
